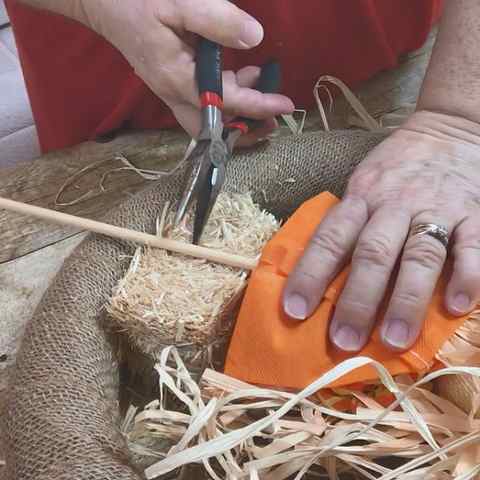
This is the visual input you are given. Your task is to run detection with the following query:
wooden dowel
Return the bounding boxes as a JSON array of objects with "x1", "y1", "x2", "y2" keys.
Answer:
[{"x1": 0, "y1": 197, "x2": 258, "y2": 271}]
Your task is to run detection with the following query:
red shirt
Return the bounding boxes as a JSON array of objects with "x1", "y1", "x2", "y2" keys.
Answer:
[{"x1": 6, "y1": 0, "x2": 442, "y2": 153}]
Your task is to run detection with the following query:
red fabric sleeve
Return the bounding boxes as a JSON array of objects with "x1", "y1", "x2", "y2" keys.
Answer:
[{"x1": 5, "y1": 0, "x2": 442, "y2": 153}]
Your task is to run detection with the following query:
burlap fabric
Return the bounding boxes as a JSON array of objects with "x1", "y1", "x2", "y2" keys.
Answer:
[{"x1": 5, "y1": 130, "x2": 393, "y2": 479}]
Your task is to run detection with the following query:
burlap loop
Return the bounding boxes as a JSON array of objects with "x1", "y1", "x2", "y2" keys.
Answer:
[{"x1": 5, "y1": 130, "x2": 388, "y2": 479}]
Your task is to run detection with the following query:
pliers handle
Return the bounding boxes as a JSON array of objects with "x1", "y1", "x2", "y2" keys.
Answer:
[
  {"x1": 196, "y1": 38, "x2": 223, "y2": 113},
  {"x1": 223, "y1": 60, "x2": 282, "y2": 153},
  {"x1": 196, "y1": 38, "x2": 225, "y2": 149},
  {"x1": 226, "y1": 61, "x2": 282, "y2": 134}
]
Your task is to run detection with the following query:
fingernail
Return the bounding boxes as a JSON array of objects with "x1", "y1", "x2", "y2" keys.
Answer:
[
  {"x1": 284, "y1": 293, "x2": 308, "y2": 320},
  {"x1": 450, "y1": 293, "x2": 472, "y2": 314},
  {"x1": 333, "y1": 324, "x2": 362, "y2": 352},
  {"x1": 240, "y1": 19, "x2": 264, "y2": 48},
  {"x1": 384, "y1": 319, "x2": 410, "y2": 350}
]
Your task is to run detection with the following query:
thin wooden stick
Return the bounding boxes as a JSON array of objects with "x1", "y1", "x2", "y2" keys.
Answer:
[{"x1": 0, "y1": 197, "x2": 258, "y2": 271}]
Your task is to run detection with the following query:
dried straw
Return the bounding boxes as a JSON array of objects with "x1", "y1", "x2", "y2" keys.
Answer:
[{"x1": 107, "y1": 192, "x2": 279, "y2": 357}]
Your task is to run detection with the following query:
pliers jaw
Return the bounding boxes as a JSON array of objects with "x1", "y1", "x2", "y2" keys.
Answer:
[
  {"x1": 199, "y1": 104, "x2": 224, "y2": 142},
  {"x1": 192, "y1": 153, "x2": 227, "y2": 245},
  {"x1": 173, "y1": 139, "x2": 209, "y2": 228},
  {"x1": 189, "y1": 111, "x2": 229, "y2": 245},
  {"x1": 174, "y1": 102, "x2": 228, "y2": 240}
]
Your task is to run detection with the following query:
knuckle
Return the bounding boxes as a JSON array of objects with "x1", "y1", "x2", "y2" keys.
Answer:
[
  {"x1": 338, "y1": 297, "x2": 377, "y2": 318},
  {"x1": 171, "y1": 0, "x2": 197, "y2": 23},
  {"x1": 225, "y1": 94, "x2": 264, "y2": 121},
  {"x1": 347, "y1": 170, "x2": 377, "y2": 194},
  {"x1": 157, "y1": 71, "x2": 195, "y2": 104},
  {"x1": 224, "y1": 103, "x2": 241, "y2": 119},
  {"x1": 454, "y1": 238, "x2": 480, "y2": 255},
  {"x1": 292, "y1": 262, "x2": 326, "y2": 284},
  {"x1": 153, "y1": 1, "x2": 182, "y2": 27},
  {"x1": 222, "y1": 70, "x2": 236, "y2": 82},
  {"x1": 453, "y1": 218, "x2": 480, "y2": 254},
  {"x1": 154, "y1": 80, "x2": 180, "y2": 103},
  {"x1": 310, "y1": 227, "x2": 347, "y2": 261},
  {"x1": 286, "y1": 266, "x2": 328, "y2": 299},
  {"x1": 403, "y1": 237, "x2": 445, "y2": 271},
  {"x1": 391, "y1": 290, "x2": 423, "y2": 309},
  {"x1": 353, "y1": 235, "x2": 395, "y2": 269},
  {"x1": 340, "y1": 196, "x2": 368, "y2": 220}
]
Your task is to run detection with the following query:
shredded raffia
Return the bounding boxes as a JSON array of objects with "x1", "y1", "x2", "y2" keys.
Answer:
[
  {"x1": 107, "y1": 192, "x2": 279, "y2": 355},
  {"x1": 434, "y1": 312, "x2": 480, "y2": 418},
  {"x1": 55, "y1": 138, "x2": 197, "y2": 207},
  {"x1": 123, "y1": 347, "x2": 480, "y2": 480},
  {"x1": 437, "y1": 313, "x2": 480, "y2": 367},
  {"x1": 314, "y1": 76, "x2": 381, "y2": 132},
  {"x1": 281, "y1": 109, "x2": 307, "y2": 135}
]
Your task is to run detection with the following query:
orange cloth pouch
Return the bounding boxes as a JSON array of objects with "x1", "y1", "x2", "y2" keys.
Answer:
[{"x1": 224, "y1": 192, "x2": 469, "y2": 395}]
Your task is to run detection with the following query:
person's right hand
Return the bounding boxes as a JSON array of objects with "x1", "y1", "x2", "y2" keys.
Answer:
[{"x1": 84, "y1": 0, "x2": 295, "y2": 143}]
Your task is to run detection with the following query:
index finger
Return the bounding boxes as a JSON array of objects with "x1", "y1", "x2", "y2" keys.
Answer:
[{"x1": 282, "y1": 197, "x2": 368, "y2": 320}]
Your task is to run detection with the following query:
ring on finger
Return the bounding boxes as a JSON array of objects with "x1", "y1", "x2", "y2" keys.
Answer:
[
  {"x1": 408, "y1": 223, "x2": 450, "y2": 249},
  {"x1": 380, "y1": 219, "x2": 452, "y2": 351}
]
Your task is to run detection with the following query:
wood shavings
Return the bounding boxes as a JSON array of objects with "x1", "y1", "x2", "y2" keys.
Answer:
[
  {"x1": 108, "y1": 192, "x2": 279, "y2": 356},
  {"x1": 123, "y1": 347, "x2": 480, "y2": 480}
]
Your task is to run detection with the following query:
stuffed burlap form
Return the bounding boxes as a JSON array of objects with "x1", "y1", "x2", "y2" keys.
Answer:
[{"x1": 5, "y1": 130, "x2": 393, "y2": 480}]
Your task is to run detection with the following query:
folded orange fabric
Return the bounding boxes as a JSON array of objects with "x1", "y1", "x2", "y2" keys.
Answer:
[{"x1": 225, "y1": 192, "x2": 468, "y2": 392}]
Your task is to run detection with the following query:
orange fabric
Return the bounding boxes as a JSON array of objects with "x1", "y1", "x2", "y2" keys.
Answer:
[{"x1": 225, "y1": 192, "x2": 469, "y2": 393}]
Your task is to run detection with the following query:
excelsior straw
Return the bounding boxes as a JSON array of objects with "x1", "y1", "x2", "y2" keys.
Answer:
[{"x1": 108, "y1": 192, "x2": 280, "y2": 356}]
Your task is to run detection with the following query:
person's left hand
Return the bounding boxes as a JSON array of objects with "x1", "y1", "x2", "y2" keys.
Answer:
[{"x1": 282, "y1": 110, "x2": 480, "y2": 352}]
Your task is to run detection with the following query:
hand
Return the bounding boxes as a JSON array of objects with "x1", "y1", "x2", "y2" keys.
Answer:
[
  {"x1": 283, "y1": 111, "x2": 480, "y2": 352},
  {"x1": 83, "y1": 0, "x2": 294, "y2": 142}
]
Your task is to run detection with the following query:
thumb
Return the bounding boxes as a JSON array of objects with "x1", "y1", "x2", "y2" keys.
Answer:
[{"x1": 162, "y1": 0, "x2": 264, "y2": 49}]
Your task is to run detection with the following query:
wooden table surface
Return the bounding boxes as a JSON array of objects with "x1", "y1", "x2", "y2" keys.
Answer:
[{"x1": 0, "y1": 33, "x2": 434, "y2": 474}]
